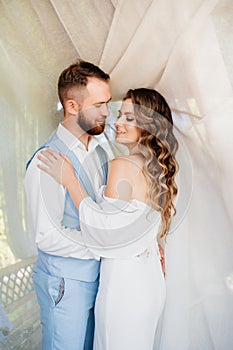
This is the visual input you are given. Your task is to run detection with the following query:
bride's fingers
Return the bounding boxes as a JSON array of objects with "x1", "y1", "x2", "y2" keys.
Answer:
[
  {"x1": 39, "y1": 152, "x2": 56, "y2": 163},
  {"x1": 60, "y1": 154, "x2": 72, "y2": 165},
  {"x1": 39, "y1": 149, "x2": 71, "y2": 167},
  {"x1": 37, "y1": 163, "x2": 52, "y2": 174},
  {"x1": 40, "y1": 148, "x2": 61, "y2": 160},
  {"x1": 37, "y1": 154, "x2": 54, "y2": 166}
]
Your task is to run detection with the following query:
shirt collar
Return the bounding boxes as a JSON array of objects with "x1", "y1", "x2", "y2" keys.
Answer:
[{"x1": 57, "y1": 123, "x2": 99, "y2": 151}]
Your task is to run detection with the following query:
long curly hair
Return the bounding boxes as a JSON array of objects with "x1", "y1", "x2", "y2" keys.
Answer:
[{"x1": 123, "y1": 88, "x2": 179, "y2": 239}]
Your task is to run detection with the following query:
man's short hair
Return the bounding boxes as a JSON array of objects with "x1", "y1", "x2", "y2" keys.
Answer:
[{"x1": 58, "y1": 59, "x2": 110, "y2": 107}]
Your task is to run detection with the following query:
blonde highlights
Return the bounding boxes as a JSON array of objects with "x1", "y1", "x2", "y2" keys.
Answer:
[{"x1": 123, "y1": 89, "x2": 179, "y2": 239}]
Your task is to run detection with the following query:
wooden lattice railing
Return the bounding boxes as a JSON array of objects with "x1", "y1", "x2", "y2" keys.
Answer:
[
  {"x1": 0, "y1": 258, "x2": 35, "y2": 307},
  {"x1": 0, "y1": 257, "x2": 41, "y2": 350}
]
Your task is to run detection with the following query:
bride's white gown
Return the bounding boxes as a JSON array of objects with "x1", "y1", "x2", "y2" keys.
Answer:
[
  {"x1": 78, "y1": 192, "x2": 166, "y2": 350},
  {"x1": 94, "y1": 239, "x2": 165, "y2": 350}
]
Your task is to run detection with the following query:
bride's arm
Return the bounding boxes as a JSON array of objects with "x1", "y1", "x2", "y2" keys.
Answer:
[
  {"x1": 37, "y1": 148, "x2": 88, "y2": 209},
  {"x1": 38, "y1": 149, "x2": 133, "y2": 204}
]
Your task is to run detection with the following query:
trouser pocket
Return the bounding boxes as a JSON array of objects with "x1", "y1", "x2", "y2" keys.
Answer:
[
  {"x1": 33, "y1": 266, "x2": 65, "y2": 307},
  {"x1": 55, "y1": 278, "x2": 65, "y2": 306}
]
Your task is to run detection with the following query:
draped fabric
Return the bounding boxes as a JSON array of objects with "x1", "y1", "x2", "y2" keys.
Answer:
[{"x1": 0, "y1": 0, "x2": 233, "y2": 348}]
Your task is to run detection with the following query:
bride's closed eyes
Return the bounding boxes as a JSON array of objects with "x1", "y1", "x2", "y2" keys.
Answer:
[{"x1": 116, "y1": 112, "x2": 136, "y2": 123}]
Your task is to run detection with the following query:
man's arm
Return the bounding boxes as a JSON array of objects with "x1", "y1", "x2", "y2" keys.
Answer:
[{"x1": 24, "y1": 153, "x2": 95, "y2": 259}]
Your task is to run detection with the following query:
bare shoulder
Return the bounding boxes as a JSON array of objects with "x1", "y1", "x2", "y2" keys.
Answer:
[
  {"x1": 105, "y1": 155, "x2": 146, "y2": 200},
  {"x1": 105, "y1": 157, "x2": 134, "y2": 199},
  {"x1": 107, "y1": 157, "x2": 133, "y2": 181},
  {"x1": 109, "y1": 155, "x2": 144, "y2": 172}
]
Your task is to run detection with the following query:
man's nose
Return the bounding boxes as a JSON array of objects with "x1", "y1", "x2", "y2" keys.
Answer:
[{"x1": 100, "y1": 103, "x2": 109, "y2": 117}]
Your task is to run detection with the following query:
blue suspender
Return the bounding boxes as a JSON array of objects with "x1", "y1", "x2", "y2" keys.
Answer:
[
  {"x1": 96, "y1": 145, "x2": 108, "y2": 185},
  {"x1": 63, "y1": 150, "x2": 97, "y2": 217},
  {"x1": 64, "y1": 146, "x2": 108, "y2": 216}
]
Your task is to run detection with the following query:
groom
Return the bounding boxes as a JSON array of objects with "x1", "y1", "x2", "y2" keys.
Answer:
[{"x1": 24, "y1": 60, "x2": 111, "y2": 350}]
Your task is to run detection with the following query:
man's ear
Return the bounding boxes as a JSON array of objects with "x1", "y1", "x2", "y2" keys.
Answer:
[{"x1": 65, "y1": 99, "x2": 80, "y2": 115}]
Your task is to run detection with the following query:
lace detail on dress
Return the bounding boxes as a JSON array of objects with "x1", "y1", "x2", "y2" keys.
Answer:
[
  {"x1": 136, "y1": 249, "x2": 150, "y2": 258},
  {"x1": 136, "y1": 241, "x2": 160, "y2": 260}
]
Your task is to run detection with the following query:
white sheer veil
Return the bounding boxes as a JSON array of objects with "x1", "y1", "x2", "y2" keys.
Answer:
[{"x1": 153, "y1": 119, "x2": 233, "y2": 349}]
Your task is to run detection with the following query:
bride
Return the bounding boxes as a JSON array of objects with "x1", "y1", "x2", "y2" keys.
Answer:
[{"x1": 38, "y1": 88, "x2": 179, "y2": 349}]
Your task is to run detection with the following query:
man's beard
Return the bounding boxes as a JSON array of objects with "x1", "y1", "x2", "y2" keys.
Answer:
[{"x1": 78, "y1": 111, "x2": 105, "y2": 135}]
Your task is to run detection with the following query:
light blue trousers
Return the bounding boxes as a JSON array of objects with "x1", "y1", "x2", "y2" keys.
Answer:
[{"x1": 33, "y1": 266, "x2": 99, "y2": 350}]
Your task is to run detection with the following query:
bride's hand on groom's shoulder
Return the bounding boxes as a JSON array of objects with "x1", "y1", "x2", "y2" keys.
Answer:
[{"x1": 37, "y1": 148, "x2": 76, "y2": 187}]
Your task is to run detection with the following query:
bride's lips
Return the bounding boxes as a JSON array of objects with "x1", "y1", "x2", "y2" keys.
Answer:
[{"x1": 116, "y1": 129, "x2": 126, "y2": 135}]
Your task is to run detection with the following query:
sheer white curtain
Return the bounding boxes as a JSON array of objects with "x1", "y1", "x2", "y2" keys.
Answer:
[
  {"x1": 0, "y1": 0, "x2": 233, "y2": 348},
  {"x1": 0, "y1": 0, "x2": 115, "y2": 258},
  {"x1": 100, "y1": 1, "x2": 233, "y2": 348}
]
